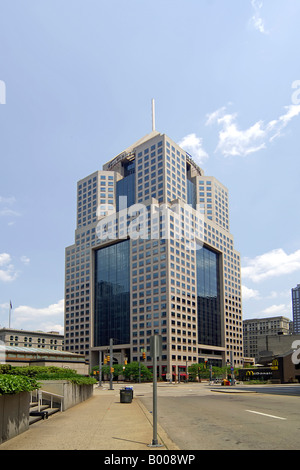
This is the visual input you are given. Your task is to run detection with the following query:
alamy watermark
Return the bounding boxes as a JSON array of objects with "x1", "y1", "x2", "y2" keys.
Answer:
[
  {"x1": 292, "y1": 340, "x2": 300, "y2": 365},
  {"x1": 0, "y1": 80, "x2": 6, "y2": 104},
  {"x1": 0, "y1": 340, "x2": 5, "y2": 364},
  {"x1": 291, "y1": 80, "x2": 300, "y2": 105},
  {"x1": 95, "y1": 197, "x2": 205, "y2": 251}
]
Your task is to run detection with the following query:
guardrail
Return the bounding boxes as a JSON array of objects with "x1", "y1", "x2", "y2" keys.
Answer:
[{"x1": 31, "y1": 389, "x2": 64, "y2": 412}]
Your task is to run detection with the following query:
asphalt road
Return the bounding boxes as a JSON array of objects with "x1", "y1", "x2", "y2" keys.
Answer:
[{"x1": 137, "y1": 383, "x2": 300, "y2": 450}]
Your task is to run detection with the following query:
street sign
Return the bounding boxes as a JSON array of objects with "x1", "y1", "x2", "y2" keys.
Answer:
[{"x1": 150, "y1": 335, "x2": 162, "y2": 358}]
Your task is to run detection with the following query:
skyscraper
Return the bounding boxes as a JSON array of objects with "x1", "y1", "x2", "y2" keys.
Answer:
[
  {"x1": 292, "y1": 284, "x2": 300, "y2": 333},
  {"x1": 64, "y1": 127, "x2": 243, "y2": 378}
]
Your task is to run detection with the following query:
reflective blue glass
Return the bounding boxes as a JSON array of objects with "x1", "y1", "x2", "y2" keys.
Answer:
[
  {"x1": 196, "y1": 245, "x2": 221, "y2": 346},
  {"x1": 187, "y1": 179, "x2": 196, "y2": 209},
  {"x1": 94, "y1": 240, "x2": 130, "y2": 346},
  {"x1": 116, "y1": 172, "x2": 135, "y2": 211}
]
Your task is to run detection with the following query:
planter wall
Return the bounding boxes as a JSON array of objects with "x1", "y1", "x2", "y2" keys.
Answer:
[
  {"x1": 0, "y1": 382, "x2": 93, "y2": 444},
  {"x1": 0, "y1": 392, "x2": 30, "y2": 444},
  {"x1": 39, "y1": 380, "x2": 93, "y2": 410}
]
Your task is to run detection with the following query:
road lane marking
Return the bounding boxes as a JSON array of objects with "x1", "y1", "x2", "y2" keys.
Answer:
[{"x1": 246, "y1": 410, "x2": 287, "y2": 420}]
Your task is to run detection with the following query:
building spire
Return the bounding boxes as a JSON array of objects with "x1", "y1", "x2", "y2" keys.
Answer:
[{"x1": 152, "y1": 98, "x2": 155, "y2": 131}]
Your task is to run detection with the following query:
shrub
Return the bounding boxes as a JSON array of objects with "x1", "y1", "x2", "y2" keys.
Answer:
[
  {"x1": 0, "y1": 366, "x2": 97, "y2": 386},
  {"x1": 0, "y1": 375, "x2": 39, "y2": 395},
  {"x1": 0, "y1": 364, "x2": 12, "y2": 374},
  {"x1": 68, "y1": 376, "x2": 97, "y2": 385}
]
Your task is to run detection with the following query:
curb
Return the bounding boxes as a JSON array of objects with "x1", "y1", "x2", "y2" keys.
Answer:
[
  {"x1": 210, "y1": 388, "x2": 257, "y2": 393},
  {"x1": 136, "y1": 398, "x2": 180, "y2": 450}
]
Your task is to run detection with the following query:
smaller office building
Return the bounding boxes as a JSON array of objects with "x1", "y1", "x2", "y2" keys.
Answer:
[
  {"x1": 243, "y1": 316, "x2": 292, "y2": 361},
  {"x1": 0, "y1": 345, "x2": 88, "y2": 375},
  {"x1": 0, "y1": 328, "x2": 64, "y2": 351}
]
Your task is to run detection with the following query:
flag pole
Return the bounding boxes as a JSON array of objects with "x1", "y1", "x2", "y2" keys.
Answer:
[{"x1": 9, "y1": 301, "x2": 12, "y2": 328}]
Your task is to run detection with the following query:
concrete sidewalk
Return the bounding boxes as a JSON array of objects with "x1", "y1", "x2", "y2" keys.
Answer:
[{"x1": 0, "y1": 383, "x2": 179, "y2": 451}]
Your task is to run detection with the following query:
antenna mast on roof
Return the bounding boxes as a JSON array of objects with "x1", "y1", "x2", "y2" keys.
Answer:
[{"x1": 152, "y1": 98, "x2": 155, "y2": 131}]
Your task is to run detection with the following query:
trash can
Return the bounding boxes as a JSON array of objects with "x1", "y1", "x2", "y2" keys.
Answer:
[
  {"x1": 125, "y1": 386, "x2": 133, "y2": 398},
  {"x1": 120, "y1": 387, "x2": 133, "y2": 403}
]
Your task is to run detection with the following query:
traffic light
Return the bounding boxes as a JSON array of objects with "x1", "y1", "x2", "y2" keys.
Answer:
[
  {"x1": 104, "y1": 358, "x2": 107, "y2": 364},
  {"x1": 107, "y1": 355, "x2": 110, "y2": 362},
  {"x1": 142, "y1": 352, "x2": 146, "y2": 360}
]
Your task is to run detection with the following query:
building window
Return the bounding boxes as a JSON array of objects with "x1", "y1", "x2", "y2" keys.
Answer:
[
  {"x1": 94, "y1": 240, "x2": 130, "y2": 346},
  {"x1": 196, "y1": 245, "x2": 221, "y2": 346}
]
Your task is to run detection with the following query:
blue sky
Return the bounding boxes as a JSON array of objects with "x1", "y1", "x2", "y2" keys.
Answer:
[{"x1": 1, "y1": 0, "x2": 300, "y2": 334}]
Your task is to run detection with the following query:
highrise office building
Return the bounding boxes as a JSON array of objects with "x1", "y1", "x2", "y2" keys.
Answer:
[
  {"x1": 64, "y1": 125, "x2": 243, "y2": 378},
  {"x1": 292, "y1": 284, "x2": 300, "y2": 333}
]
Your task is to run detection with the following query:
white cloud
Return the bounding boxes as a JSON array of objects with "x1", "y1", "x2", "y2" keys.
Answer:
[
  {"x1": 0, "y1": 253, "x2": 18, "y2": 282},
  {"x1": 15, "y1": 299, "x2": 64, "y2": 319},
  {"x1": 267, "y1": 289, "x2": 291, "y2": 300},
  {"x1": 0, "y1": 253, "x2": 11, "y2": 266},
  {"x1": 242, "y1": 248, "x2": 300, "y2": 283},
  {"x1": 13, "y1": 299, "x2": 64, "y2": 334},
  {"x1": 261, "y1": 303, "x2": 287, "y2": 316},
  {"x1": 250, "y1": 0, "x2": 268, "y2": 34},
  {"x1": 206, "y1": 104, "x2": 300, "y2": 157},
  {"x1": 245, "y1": 301, "x2": 292, "y2": 320},
  {"x1": 267, "y1": 104, "x2": 300, "y2": 141},
  {"x1": 242, "y1": 285, "x2": 260, "y2": 300},
  {"x1": 0, "y1": 253, "x2": 31, "y2": 283},
  {"x1": 205, "y1": 106, "x2": 227, "y2": 126},
  {"x1": 0, "y1": 196, "x2": 16, "y2": 205},
  {"x1": 0, "y1": 195, "x2": 20, "y2": 219},
  {"x1": 178, "y1": 133, "x2": 209, "y2": 165}
]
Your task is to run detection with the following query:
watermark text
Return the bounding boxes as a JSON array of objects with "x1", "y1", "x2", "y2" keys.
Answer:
[
  {"x1": 0, "y1": 80, "x2": 6, "y2": 104},
  {"x1": 291, "y1": 80, "x2": 300, "y2": 105}
]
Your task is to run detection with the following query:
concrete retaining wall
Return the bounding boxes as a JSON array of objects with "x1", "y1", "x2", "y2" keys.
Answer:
[
  {"x1": 0, "y1": 382, "x2": 93, "y2": 444},
  {"x1": 39, "y1": 380, "x2": 94, "y2": 410},
  {"x1": 0, "y1": 392, "x2": 30, "y2": 444}
]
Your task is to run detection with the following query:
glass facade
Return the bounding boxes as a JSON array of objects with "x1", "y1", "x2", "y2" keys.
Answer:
[
  {"x1": 94, "y1": 240, "x2": 130, "y2": 347},
  {"x1": 116, "y1": 161, "x2": 135, "y2": 211},
  {"x1": 187, "y1": 178, "x2": 196, "y2": 209},
  {"x1": 196, "y1": 245, "x2": 221, "y2": 346}
]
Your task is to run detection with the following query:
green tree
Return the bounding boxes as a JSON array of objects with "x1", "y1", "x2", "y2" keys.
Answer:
[
  {"x1": 123, "y1": 362, "x2": 152, "y2": 382},
  {"x1": 188, "y1": 363, "x2": 210, "y2": 381}
]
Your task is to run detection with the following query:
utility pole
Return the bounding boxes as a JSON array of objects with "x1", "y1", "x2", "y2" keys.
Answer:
[
  {"x1": 149, "y1": 335, "x2": 163, "y2": 448},
  {"x1": 230, "y1": 350, "x2": 235, "y2": 386},
  {"x1": 109, "y1": 338, "x2": 113, "y2": 390},
  {"x1": 99, "y1": 350, "x2": 102, "y2": 387}
]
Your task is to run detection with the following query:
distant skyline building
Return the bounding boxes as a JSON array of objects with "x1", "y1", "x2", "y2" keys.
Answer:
[
  {"x1": 292, "y1": 284, "x2": 300, "y2": 333},
  {"x1": 243, "y1": 316, "x2": 292, "y2": 361},
  {"x1": 64, "y1": 122, "x2": 243, "y2": 378}
]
